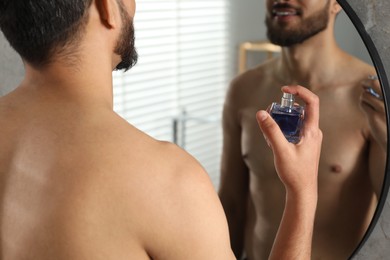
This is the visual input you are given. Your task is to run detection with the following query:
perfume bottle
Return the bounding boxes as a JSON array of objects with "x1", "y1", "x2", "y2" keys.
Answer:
[{"x1": 270, "y1": 93, "x2": 305, "y2": 144}]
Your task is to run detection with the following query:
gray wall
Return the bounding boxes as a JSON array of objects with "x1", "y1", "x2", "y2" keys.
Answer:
[{"x1": 0, "y1": 32, "x2": 24, "y2": 95}]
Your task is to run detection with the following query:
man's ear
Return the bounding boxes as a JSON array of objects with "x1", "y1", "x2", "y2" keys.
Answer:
[
  {"x1": 95, "y1": 0, "x2": 120, "y2": 29},
  {"x1": 331, "y1": 0, "x2": 343, "y2": 15}
]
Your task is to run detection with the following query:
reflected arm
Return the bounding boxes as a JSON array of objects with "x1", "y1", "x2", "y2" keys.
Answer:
[
  {"x1": 361, "y1": 78, "x2": 387, "y2": 198},
  {"x1": 368, "y1": 136, "x2": 387, "y2": 199},
  {"x1": 219, "y1": 89, "x2": 250, "y2": 259}
]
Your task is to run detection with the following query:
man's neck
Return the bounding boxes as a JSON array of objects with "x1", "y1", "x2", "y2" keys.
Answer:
[
  {"x1": 276, "y1": 30, "x2": 344, "y2": 91},
  {"x1": 21, "y1": 59, "x2": 115, "y2": 110}
]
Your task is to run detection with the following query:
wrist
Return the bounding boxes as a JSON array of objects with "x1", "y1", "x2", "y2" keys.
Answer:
[{"x1": 286, "y1": 188, "x2": 318, "y2": 210}]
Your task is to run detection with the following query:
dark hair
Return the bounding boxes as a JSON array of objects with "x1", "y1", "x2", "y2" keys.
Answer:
[{"x1": 0, "y1": 0, "x2": 93, "y2": 67}]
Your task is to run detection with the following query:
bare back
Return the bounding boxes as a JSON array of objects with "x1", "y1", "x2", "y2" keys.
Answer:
[
  {"x1": 0, "y1": 85, "x2": 233, "y2": 259},
  {"x1": 221, "y1": 54, "x2": 382, "y2": 259}
]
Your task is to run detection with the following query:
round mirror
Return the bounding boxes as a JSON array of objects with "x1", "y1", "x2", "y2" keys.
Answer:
[
  {"x1": 218, "y1": 1, "x2": 387, "y2": 259},
  {"x1": 338, "y1": 0, "x2": 390, "y2": 258}
]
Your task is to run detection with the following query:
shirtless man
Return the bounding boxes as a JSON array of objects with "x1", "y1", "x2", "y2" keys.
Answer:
[
  {"x1": 219, "y1": 0, "x2": 387, "y2": 259},
  {"x1": 0, "y1": 0, "x2": 322, "y2": 259}
]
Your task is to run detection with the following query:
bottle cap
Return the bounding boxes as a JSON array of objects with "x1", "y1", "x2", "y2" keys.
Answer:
[{"x1": 281, "y1": 93, "x2": 294, "y2": 108}]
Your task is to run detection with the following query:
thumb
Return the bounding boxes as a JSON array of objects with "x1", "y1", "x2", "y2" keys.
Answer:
[{"x1": 256, "y1": 110, "x2": 288, "y2": 151}]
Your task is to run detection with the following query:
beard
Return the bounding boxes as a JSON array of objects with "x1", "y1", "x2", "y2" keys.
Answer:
[
  {"x1": 265, "y1": 1, "x2": 330, "y2": 47},
  {"x1": 114, "y1": 3, "x2": 138, "y2": 72}
]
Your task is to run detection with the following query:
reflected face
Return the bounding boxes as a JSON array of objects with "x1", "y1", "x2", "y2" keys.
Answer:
[
  {"x1": 114, "y1": 0, "x2": 138, "y2": 72},
  {"x1": 265, "y1": 0, "x2": 330, "y2": 46}
]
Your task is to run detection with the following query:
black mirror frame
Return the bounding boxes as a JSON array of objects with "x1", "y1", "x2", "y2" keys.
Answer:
[{"x1": 336, "y1": 0, "x2": 390, "y2": 258}]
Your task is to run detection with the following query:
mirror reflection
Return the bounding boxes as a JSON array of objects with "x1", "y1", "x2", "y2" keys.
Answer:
[{"x1": 218, "y1": 0, "x2": 387, "y2": 260}]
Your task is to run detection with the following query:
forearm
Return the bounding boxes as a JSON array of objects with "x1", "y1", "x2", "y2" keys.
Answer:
[
  {"x1": 268, "y1": 191, "x2": 317, "y2": 260},
  {"x1": 256, "y1": 86, "x2": 321, "y2": 260}
]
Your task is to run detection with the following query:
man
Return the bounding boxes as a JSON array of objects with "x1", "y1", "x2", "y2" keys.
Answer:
[
  {"x1": 219, "y1": 0, "x2": 387, "y2": 259},
  {"x1": 0, "y1": 0, "x2": 323, "y2": 259}
]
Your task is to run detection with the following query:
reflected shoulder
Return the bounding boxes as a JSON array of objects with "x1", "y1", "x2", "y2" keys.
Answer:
[
  {"x1": 232, "y1": 57, "x2": 278, "y2": 88},
  {"x1": 341, "y1": 52, "x2": 376, "y2": 80},
  {"x1": 226, "y1": 58, "x2": 278, "y2": 108}
]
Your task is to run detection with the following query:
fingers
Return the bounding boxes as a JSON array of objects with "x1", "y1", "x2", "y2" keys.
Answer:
[
  {"x1": 360, "y1": 76, "x2": 385, "y2": 113},
  {"x1": 281, "y1": 85, "x2": 320, "y2": 128},
  {"x1": 360, "y1": 91, "x2": 385, "y2": 113},
  {"x1": 256, "y1": 110, "x2": 289, "y2": 151},
  {"x1": 259, "y1": 85, "x2": 320, "y2": 148},
  {"x1": 362, "y1": 76, "x2": 383, "y2": 100}
]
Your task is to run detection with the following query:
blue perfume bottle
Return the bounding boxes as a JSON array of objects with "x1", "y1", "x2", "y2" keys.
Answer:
[{"x1": 270, "y1": 93, "x2": 305, "y2": 144}]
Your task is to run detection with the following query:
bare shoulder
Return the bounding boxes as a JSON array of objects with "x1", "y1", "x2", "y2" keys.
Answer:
[
  {"x1": 326, "y1": 53, "x2": 376, "y2": 101},
  {"x1": 103, "y1": 115, "x2": 207, "y2": 176},
  {"x1": 228, "y1": 58, "x2": 278, "y2": 93},
  {"x1": 0, "y1": 92, "x2": 233, "y2": 258},
  {"x1": 341, "y1": 53, "x2": 376, "y2": 84},
  {"x1": 94, "y1": 116, "x2": 233, "y2": 259},
  {"x1": 225, "y1": 58, "x2": 278, "y2": 108}
]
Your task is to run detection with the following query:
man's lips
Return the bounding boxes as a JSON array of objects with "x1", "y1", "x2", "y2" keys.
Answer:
[
  {"x1": 272, "y1": 8, "x2": 299, "y2": 17},
  {"x1": 271, "y1": 4, "x2": 301, "y2": 18}
]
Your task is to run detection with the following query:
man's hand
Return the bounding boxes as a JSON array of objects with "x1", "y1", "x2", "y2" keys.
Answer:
[
  {"x1": 256, "y1": 85, "x2": 322, "y2": 196},
  {"x1": 256, "y1": 85, "x2": 322, "y2": 260},
  {"x1": 360, "y1": 75, "x2": 387, "y2": 151}
]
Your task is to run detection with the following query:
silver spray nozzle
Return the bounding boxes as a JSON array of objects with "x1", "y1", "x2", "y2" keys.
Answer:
[{"x1": 281, "y1": 93, "x2": 294, "y2": 108}]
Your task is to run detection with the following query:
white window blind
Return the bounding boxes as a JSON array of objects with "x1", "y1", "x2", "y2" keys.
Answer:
[{"x1": 113, "y1": 0, "x2": 229, "y2": 189}]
